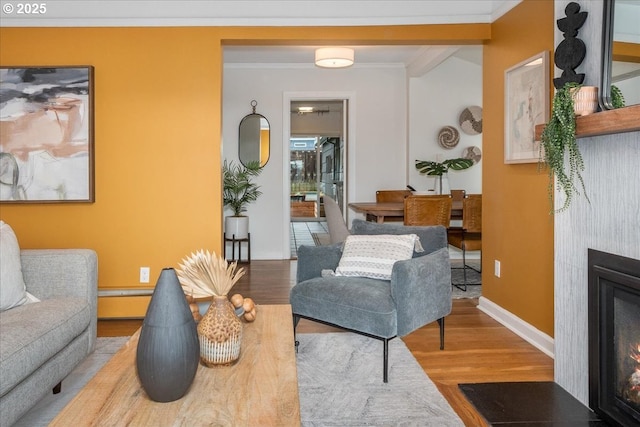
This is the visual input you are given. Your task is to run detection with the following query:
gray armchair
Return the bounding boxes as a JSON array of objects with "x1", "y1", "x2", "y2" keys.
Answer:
[{"x1": 290, "y1": 219, "x2": 452, "y2": 382}]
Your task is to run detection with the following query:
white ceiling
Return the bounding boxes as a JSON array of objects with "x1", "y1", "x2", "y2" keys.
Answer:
[
  {"x1": 1, "y1": 0, "x2": 518, "y2": 69},
  {"x1": 1, "y1": 1, "x2": 522, "y2": 27}
]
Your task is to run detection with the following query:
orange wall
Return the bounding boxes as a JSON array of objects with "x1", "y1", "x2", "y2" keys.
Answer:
[
  {"x1": 482, "y1": 0, "x2": 555, "y2": 336},
  {"x1": 0, "y1": 24, "x2": 490, "y2": 317},
  {"x1": 0, "y1": 27, "x2": 224, "y2": 316}
]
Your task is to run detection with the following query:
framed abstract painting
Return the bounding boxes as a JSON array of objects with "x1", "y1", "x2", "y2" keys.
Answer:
[
  {"x1": 504, "y1": 51, "x2": 549, "y2": 164},
  {"x1": 0, "y1": 66, "x2": 94, "y2": 203}
]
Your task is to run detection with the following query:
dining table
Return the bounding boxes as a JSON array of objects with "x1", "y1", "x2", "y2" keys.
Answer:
[{"x1": 348, "y1": 199, "x2": 463, "y2": 224}]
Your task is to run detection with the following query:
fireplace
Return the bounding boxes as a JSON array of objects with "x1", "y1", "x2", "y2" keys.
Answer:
[{"x1": 588, "y1": 249, "x2": 640, "y2": 427}]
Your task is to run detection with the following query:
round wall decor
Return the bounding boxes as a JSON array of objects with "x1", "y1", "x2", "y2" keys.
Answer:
[
  {"x1": 459, "y1": 106, "x2": 483, "y2": 135},
  {"x1": 462, "y1": 146, "x2": 482, "y2": 164},
  {"x1": 437, "y1": 126, "x2": 460, "y2": 149}
]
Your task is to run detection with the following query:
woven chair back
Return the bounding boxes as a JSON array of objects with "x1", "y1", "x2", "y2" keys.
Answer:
[
  {"x1": 463, "y1": 195, "x2": 482, "y2": 233},
  {"x1": 403, "y1": 195, "x2": 452, "y2": 227},
  {"x1": 376, "y1": 190, "x2": 413, "y2": 203},
  {"x1": 450, "y1": 189, "x2": 466, "y2": 203}
]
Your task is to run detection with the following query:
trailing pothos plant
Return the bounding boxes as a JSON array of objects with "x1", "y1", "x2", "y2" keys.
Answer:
[
  {"x1": 415, "y1": 158, "x2": 474, "y2": 193},
  {"x1": 539, "y1": 81, "x2": 589, "y2": 213}
]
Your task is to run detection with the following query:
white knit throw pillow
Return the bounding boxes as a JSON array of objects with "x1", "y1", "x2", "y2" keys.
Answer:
[{"x1": 335, "y1": 234, "x2": 421, "y2": 280}]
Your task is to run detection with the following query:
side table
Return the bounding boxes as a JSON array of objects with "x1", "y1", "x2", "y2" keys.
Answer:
[{"x1": 224, "y1": 233, "x2": 250, "y2": 263}]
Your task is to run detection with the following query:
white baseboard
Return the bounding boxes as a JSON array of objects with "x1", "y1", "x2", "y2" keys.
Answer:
[{"x1": 477, "y1": 296, "x2": 555, "y2": 359}]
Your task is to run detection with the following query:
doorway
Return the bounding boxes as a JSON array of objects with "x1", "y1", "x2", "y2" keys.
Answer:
[{"x1": 285, "y1": 97, "x2": 349, "y2": 258}]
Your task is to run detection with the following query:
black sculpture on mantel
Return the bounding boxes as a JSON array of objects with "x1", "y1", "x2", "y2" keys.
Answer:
[{"x1": 553, "y1": 2, "x2": 588, "y2": 89}]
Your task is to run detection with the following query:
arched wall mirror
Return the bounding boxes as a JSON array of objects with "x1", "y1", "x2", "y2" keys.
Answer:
[
  {"x1": 601, "y1": 0, "x2": 640, "y2": 109},
  {"x1": 239, "y1": 100, "x2": 270, "y2": 167}
]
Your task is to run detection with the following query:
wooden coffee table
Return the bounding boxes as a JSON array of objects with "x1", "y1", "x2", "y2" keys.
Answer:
[{"x1": 51, "y1": 304, "x2": 300, "y2": 426}]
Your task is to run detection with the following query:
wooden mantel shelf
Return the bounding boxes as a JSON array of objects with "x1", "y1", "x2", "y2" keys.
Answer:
[{"x1": 534, "y1": 104, "x2": 640, "y2": 141}]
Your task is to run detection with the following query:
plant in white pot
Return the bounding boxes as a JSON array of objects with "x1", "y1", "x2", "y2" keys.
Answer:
[
  {"x1": 223, "y1": 160, "x2": 263, "y2": 240},
  {"x1": 415, "y1": 158, "x2": 474, "y2": 194}
]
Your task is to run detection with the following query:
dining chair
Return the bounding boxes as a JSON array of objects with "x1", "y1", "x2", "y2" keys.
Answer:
[
  {"x1": 448, "y1": 194, "x2": 482, "y2": 291},
  {"x1": 376, "y1": 190, "x2": 413, "y2": 203},
  {"x1": 403, "y1": 195, "x2": 452, "y2": 228},
  {"x1": 450, "y1": 189, "x2": 466, "y2": 203},
  {"x1": 369, "y1": 190, "x2": 413, "y2": 221},
  {"x1": 323, "y1": 195, "x2": 351, "y2": 244},
  {"x1": 449, "y1": 189, "x2": 466, "y2": 222}
]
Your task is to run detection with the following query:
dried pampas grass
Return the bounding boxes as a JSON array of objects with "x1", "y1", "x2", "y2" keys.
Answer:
[{"x1": 177, "y1": 250, "x2": 245, "y2": 298}]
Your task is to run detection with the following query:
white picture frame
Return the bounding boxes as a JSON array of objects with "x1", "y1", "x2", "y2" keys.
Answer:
[{"x1": 504, "y1": 51, "x2": 549, "y2": 164}]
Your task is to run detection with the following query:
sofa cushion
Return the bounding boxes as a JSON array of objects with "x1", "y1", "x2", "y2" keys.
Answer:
[
  {"x1": 290, "y1": 276, "x2": 397, "y2": 337},
  {"x1": 0, "y1": 297, "x2": 90, "y2": 396},
  {"x1": 335, "y1": 234, "x2": 420, "y2": 280},
  {"x1": 0, "y1": 221, "x2": 28, "y2": 311}
]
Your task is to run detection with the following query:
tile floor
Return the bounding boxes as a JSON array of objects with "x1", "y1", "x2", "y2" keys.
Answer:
[{"x1": 290, "y1": 220, "x2": 328, "y2": 258}]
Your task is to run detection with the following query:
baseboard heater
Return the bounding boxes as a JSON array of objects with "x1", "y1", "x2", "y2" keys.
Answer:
[{"x1": 98, "y1": 288, "x2": 154, "y2": 297}]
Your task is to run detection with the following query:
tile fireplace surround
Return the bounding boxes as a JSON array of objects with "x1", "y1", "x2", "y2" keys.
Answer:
[
  {"x1": 552, "y1": 0, "x2": 640, "y2": 411},
  {"x1": 554, "y1": 129, "x2": 640, "y2": 407}
]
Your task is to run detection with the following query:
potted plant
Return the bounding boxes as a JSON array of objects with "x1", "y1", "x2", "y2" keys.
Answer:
[
  {"x1": 611, "y1": 85, "x2": 625, "y2": 109},
  {"x1": 223, "y1": 160, "x2": 263, "y2": 239},
  {"x1": 539, "y1": 81, "x2": 591, "y2": 213},
  {"x1": 415, "y1": 158, "x2": 474, "y2": 194}
]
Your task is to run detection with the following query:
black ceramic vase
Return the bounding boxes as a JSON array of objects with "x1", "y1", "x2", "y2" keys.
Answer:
[{"x1": 136, "y1": 268, "x2": 199, "y2": 402}]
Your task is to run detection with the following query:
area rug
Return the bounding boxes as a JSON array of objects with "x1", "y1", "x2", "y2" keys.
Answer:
[
  {"x1": 17, "y1": 334, "x2": 463, "y2": 426},
  {"x1": 13, "y1": 337, "x2": 129, "y2": 426},
  {"x1": 450, "y1": 259, "x2": 481, "y2": 299},
  {"x1": 296, "y1": 332, "x2": 464, "y2": 426}
]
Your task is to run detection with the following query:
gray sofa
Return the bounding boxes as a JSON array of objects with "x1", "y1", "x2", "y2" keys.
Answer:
[
  {"x1": 0, "y1": 249, "x2": 98, "y2": 426},
  {"x1": 291, "y1": 219, "x2": 452, "y2": 382}
]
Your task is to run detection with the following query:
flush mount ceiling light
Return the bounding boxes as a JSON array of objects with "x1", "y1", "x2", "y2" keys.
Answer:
[{"x1": 315, "y1": 47, "x2": 354, "y2": 68}]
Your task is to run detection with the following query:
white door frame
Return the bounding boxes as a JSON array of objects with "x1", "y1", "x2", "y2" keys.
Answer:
[{"x1": 282, "y1": 91, "x2": 356, "y2": 259}]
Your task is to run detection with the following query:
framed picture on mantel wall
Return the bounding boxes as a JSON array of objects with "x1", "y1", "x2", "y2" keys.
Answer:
[
  {"x1": 0, "y1": 66, "x2": 95, "y2": 203},
  {"x1": 504, "y1": 51, "x2": 549, "y2": 164}
]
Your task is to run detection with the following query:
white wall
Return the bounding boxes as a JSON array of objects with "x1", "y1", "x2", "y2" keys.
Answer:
[
  {"x1": 223, "y1": 65, "x2": 407, "y2": 259},
  {"x1": 408, "y1": 56, "x2": 483, "y2": 195}
]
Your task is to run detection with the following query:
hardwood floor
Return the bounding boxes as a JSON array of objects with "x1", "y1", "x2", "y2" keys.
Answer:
[{"x1": 98, "y1": 260, "x2": 554, "y2": 426}]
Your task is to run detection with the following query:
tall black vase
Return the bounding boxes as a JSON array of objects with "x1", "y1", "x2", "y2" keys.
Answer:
[{"x1": 136, "y1": 268, "x2": 199, "y2": 402}]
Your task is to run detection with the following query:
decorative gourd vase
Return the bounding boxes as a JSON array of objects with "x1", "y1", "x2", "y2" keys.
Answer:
[
  {"x1": 572, "y1": 86, "x2": 599, "y2": 116},
  {"x1": 136, "y1": 268, "x2": 200, "y2": 402},
  {"x1": 198, "y1": 295, "x2": 243, "y2": 366}
]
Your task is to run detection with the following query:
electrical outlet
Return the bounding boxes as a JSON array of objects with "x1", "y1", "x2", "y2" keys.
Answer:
[
  {"x1": 140, "y1": 267, "x2": 150, "y2": 283},
  {"x1": 494, "y1": 260, "x2": 501, "y2": 278}
]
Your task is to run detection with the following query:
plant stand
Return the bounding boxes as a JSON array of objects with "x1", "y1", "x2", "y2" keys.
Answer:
[{"x1": 224, "y1": 233, "x2": 251, "y2": 263}]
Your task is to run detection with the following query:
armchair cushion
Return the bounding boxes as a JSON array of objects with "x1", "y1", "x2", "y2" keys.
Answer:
[
  {"x1": 290, "y1": 275, "x2": 397, "y2": 337},
  {"x1": 335, "y1": 234, "x2": 420, "y2": 280}
]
